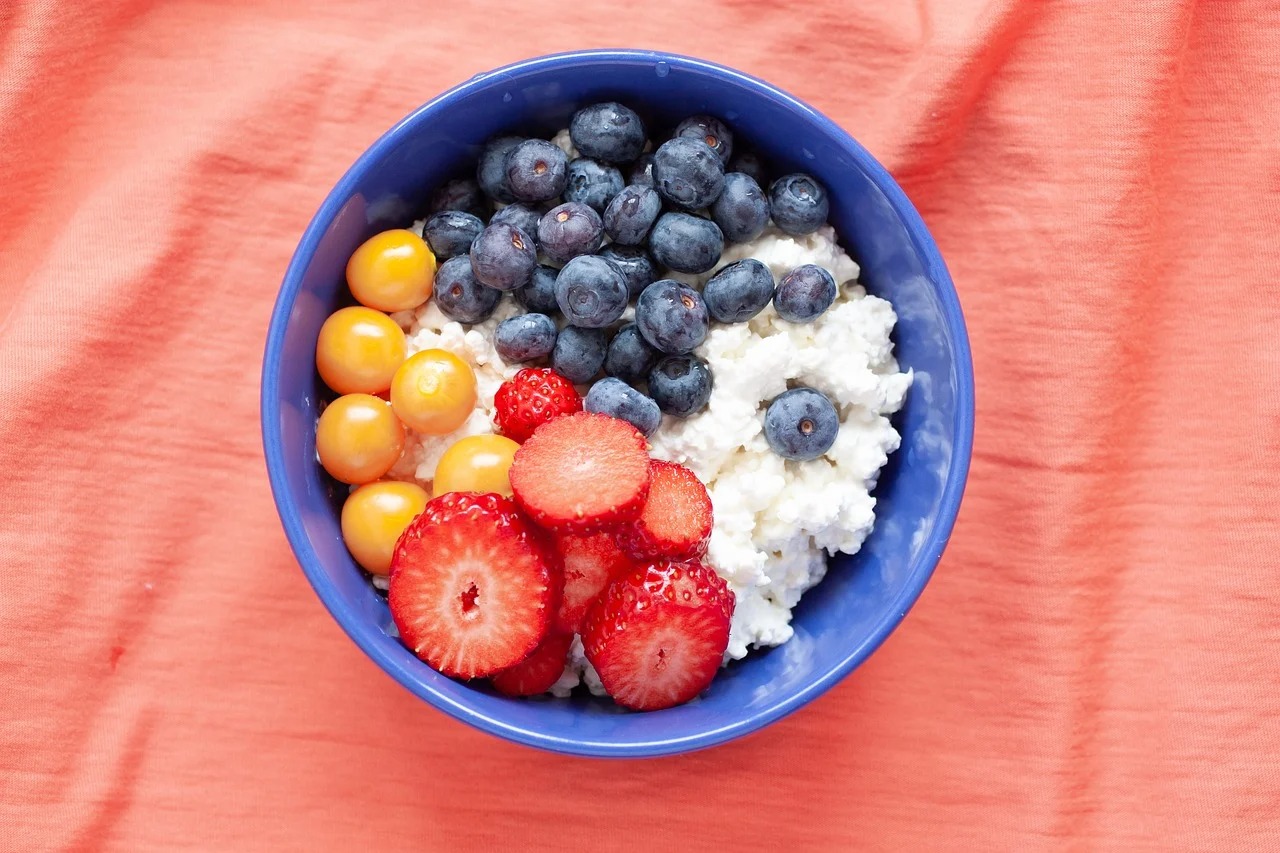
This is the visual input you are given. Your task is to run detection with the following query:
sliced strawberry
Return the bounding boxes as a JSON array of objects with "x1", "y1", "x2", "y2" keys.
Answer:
[
  {"x1": 617, "y1": 460, "x2": 713, "y2": 561},
  {"x1": 489, "y1": 633, "x2": 574, "y2": 697},
  {"x1": 389, "y1": 492, "x2": 559, "y2": 679},
  {"x1": 509, "y1": 412, "x2": 652, "y2": 531},
  {"x1": 582, "y1": 560, "x2": 735, "y2": 711},
  {"x1": 554, "y1": 531, "x2": 636, "y2": 634}
]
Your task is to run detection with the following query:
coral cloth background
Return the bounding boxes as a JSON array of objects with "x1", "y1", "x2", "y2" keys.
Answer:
[{"x1": 3, "y1": 0, "x2": 1279, "y2": 850}]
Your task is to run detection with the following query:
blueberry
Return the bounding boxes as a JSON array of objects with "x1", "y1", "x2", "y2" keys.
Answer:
[
  {"x1": 605, "y1": 323, "x2": 659, "y2": 383},
  {"x1": 652, "y1": 137, "x2": 725, "y2": 210},
  {"x1": 584, "y1": 377, "x2": 661, "y2": 437},
  {"x1": 597, "y1": 244, "x2": 656, "y2": 298},
  {"x1": 505, "y1": 139, "x2": 568, "y2": 203},
  {"x1": 476, "y1": 135, "x2": 522, "y2": 204},
  {"x1": 769, "y1": 173, "x2": 830, "y2": 236},
  {"x1": 728, "y1": 150, "x2": 767, "y2": 187},
  {"x1": 564, "y1": 158, "x2": 624, "y2": 213},
  {"x1": 673, "y1": 114, "x2": 734, "y2": 164},
  {"x1": 628, "y1": 153, "x2": 655, "y2": 188},
  {"x1": 774, "y1": 264, "x2": 836, "y2": 322},
  {"x1": 763, "y1": 387, "x2": 839, "y2": 461},
  {"x1": 603, "y1": 184, "x2": 662, "y2": 246},
  {"x1": 469, "y1": 222, "x2": 536, "y2": 291},
  {"x1": 648, "y1": 212, "x2": 724, "y2": 274},
  {"x1": 495, "y1": 313, "x2": 557, "y2": 363},
  {"x1": 703, "y1": 258, "x2": 775, "y2": 323},
  {"x1": 554, "y1": 255, "x2": 629, "y2": 328},
  {"x1": 428, "y1": 177, "x2": 489, "y2": 219},
  {"x1": 515, "y1": 264, "x2": 560, "y2": 316},
  {"x1": 648, "y1": 355, "x2": 713, "y2": 417},
  {"x1": 635, "y1": 279, "x2": 708, "y2": 354},
  {"x1": 569, "y1": 102, "x2": 646, "y2": 164},
  {"x1": 433, "y1": 255, "x2": 501, "y2": 324},
  {"x1": 551, "y1": 325, "x2": 607, "y2": 384},
  {"x1": 711, "y1": 172, "x2": 769, "y2": 244},
  {"x1": 490, "y1": 203, "x2": 543, "y2": 244},
  {"x1": 538, "y1": 201, "x2": 603, "y2": 264},
  {"x1": 422, "y1": 211, "x2": 484, "y2": 261}
]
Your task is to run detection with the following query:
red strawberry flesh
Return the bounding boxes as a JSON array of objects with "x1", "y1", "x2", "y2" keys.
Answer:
[
  {"x1": 388, "y1": 492, "x2": 558, "y2": 679},
  {"x1": 582, "y1": 560, "x2": 734, "y2": 711},
  {"x1": 619, "y1": 460, "x2": 713, "y2": 560},
  {"x1": 554, "y1": 531, "x2": 636, "y2": 634},
  {"x1": 490, "y1": 633, "x2": 574, "y2": 697},
  {"x1": 509, "y1": 412, "x2": 652, "y2": 531}
]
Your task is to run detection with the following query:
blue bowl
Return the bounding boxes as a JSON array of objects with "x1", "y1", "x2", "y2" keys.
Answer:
[{"x1": 261, "y1": 49, "x2": 973, "y2": 758}]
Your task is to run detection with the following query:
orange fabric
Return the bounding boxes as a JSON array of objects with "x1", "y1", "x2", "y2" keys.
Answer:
[{"x1": 3, "y1": 1, "x2": 1279, "y2": 849}]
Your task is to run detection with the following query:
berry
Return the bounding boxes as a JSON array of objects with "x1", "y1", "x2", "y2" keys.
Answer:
[
  {"x1": 470, "y1": 222, "x2": 536, "y2": 291},
  {"x1": 703, "y1": 258, "x2": 775, "y2": 323},
  {"x1": 597, "y1": 245, "x2": 656, "y2": 298},
  {"x1": 774, "y1": 264, "x2": 836, "y2": 322},
  {"x1": 553, "y1": 531, "x2": 636, "y2": 634},
  {"x1": 651, "y1": 137, "x2": 725, "y2": 210},
  {"x1": 628, "y1": 153, "x2": 655, "y2": 188},
  {"x1": 495, "y1": 313, "x2": 558, "y2": 364},
  {"x1": 494, "y1": 367, "x2": 583, "y2": 444},
  {"x1": 673, "y1": 114, "x2": 733, "y2": 164},
  {"x1": 604, "y1": 323, "x2": 659, "y2": 383},
  {"x1": 476, "y1": 135, "x2": 522, "y2": 204},
  {"x1": 551, "y1": 325, "x2": 607, "y2": 384},
  {"x1": 490, "y1": 203, "x2": 544, "y2": 244},
  {"x1": 569, "y1": 102, "x2": 646, "y2": 164},
  {"x1": 554, "y1": 255, "x2": 629, "y2": 328},
  {"x1": 505, "y1": 139, "x2": 569, "y2": 204},
  {"x1": 422, "y1": 211, "x2": 484, "y2": 261},
  {"x1": 711, "y1": 172, "x2": 769, "y2": 244},
  {"x1": 581, "y1": 560, "x2": 734, "y2": 711},
  {"x1": 515, "y1": 264, "x2": 560, "y2": 316},
  {"x1": 635, "y1": 279, "x2": 709, "y2": 355},
  {"x1": 728, "y1": 150, "x2": 767, "y2": 187},
  {"x1": 603, "y1": 184, "x2": 662, "y2": 246},
  {"x1": 584, "y1": 377, "x2": 661, "y2": 437},
  {"x1": 769, "y1": 173, "x2": 829, "y2": 236},
  {"x1": 388, "y1": 492, "x2": 560, "y2": 679},
  {"x1": 617, "y1": 461, "x2": 713, "y2": 560},
  {"x1": 509, "y1": 411, "x2": 652, "y2": 531},
  {"x1": 433, "y1": 255, "x2": 502, "y2": 324},
  {"x1": 648, "y1": 355, "x2": 713, "y2": 417},
  {"x1": 763, "y1": 387, "x2": 840, "y2": 461},
  {"x1": 428, "y1": 177, "x2": 489, "y2": 220},
  {"x1": 564, "y1": 158, "x2": 624, "y2": 213},
  {"x1": 538, "y1": 201, "x2": 603, "y2": 264},
  {"x1": 648, "y1": 212, "x2": 724, "y2": 274},
  {"x1": 489, "y1": 633, "x2": 574, "y2": 697}
]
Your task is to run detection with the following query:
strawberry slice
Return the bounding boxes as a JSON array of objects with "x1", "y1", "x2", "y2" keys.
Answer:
[
  {"x1": 582, "y1": 560, "x2": 735, "y2": 711},
  {"x1": 490, "y1": 633, "x2": 574, "y2": 697},
  {"x1": 554, "y1": 531, "x2": 636, "y2": 634},
  {"x1": 509, "y1": 412, "x2": 652, "y2": 531},
  {"x1": 618, "y1": 460, "x2": 713, "y2": 561},
  {"x1": 389, "y1": 492, "x2": 559, "y2": 679}
]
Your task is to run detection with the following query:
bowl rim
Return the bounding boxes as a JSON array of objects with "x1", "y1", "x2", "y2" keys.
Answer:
[{"x1": 261, "y1": 48, "x2": 975, "y2": 758}]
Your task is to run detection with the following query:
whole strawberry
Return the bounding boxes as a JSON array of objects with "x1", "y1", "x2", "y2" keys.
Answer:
[
  {"x1": 494, "y1": 367, "x2": 582, "y2": 443},
  {"x1": 389, "y1": 492, "x2": 560, "y2": 679},
  {"x1": 582, "y1": 560, "x2": 734, "y2": 711}
]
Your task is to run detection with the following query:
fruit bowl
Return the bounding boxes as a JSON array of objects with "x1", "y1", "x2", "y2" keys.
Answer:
[{"x1": 261, "y1": 49, "x2": 974, "y2": 757}]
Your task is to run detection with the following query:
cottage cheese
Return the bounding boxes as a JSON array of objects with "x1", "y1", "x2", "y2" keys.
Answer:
[
  {"x1": 650, "y1": 226, "x2": 911, "y2": 660},
  {"x1": 386, "y1": 220, "x2": 909, "y2": 696}
]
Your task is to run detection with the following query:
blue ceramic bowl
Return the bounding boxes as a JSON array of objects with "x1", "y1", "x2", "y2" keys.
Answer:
[{"x1": 262, "y1": 49, "x2": 973, "y2": 758}]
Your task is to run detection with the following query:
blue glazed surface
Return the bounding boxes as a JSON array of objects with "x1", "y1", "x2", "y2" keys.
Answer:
[{"x1": 261, "y1": 50, "x2": 974, "y2": 758}]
